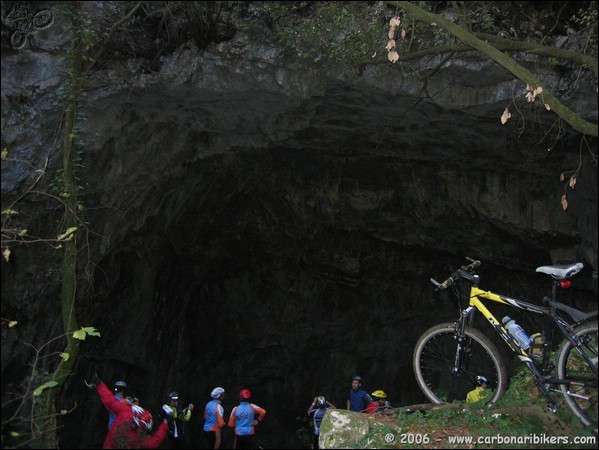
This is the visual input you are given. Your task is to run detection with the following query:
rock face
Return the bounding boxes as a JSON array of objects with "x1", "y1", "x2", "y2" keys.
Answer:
[
  {"x1": 319, "y1": 409, "x2": 403, "y2": 449},
  {"x1": 1, "y1": 3, "x2": 597, "y2": 448},
  {"x1": 320, "y1": 409, "x2": 371, "y2": 449}
]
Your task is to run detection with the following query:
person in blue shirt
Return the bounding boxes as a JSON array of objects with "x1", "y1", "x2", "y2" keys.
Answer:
[
  {"x1": 346, "y1": 375, "x2": 372, "y2": 412},
  {"x1": 204, "y1": 387, "x2": 226, "y2": 449},
  {"x1": 107, "y1": 380, "x2": 129, "y2": 429},
  {"x1": 307, "y1": 396, "x2": 336, "y2": 449},
  {"x1": 228, "y1": 389, "x2": 266, "y2": 449}
]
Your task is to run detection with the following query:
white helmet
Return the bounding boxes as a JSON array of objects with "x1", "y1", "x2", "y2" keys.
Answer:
[
  {"x1": 211, "y1": 387, "x2": 225, "y2": 399},
  {"x1": 476, "y1": 375, "x2": 488, "y2": 386}
]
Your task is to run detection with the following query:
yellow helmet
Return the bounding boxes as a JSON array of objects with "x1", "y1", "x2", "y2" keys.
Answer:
[{"x1": 371, "y1": 390, "x2": 387, "y2": 399}]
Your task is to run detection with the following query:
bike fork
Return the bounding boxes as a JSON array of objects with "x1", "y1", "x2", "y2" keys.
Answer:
[{"x1": 451, "y1": 307, "x2": 475, "y2": 376}]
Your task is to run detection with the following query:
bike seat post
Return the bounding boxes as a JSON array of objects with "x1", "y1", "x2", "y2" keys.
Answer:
[{"x1": 551, "y1": 280, "x2": 559, "y2": 303}]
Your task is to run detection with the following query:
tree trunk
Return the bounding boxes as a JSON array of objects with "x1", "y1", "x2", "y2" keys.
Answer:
[{"x1": 31, "y1": 3, "x2": 83, "y2": 447}]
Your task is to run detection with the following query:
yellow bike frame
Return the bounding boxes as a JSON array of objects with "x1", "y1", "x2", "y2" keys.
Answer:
[{"x1": 468, "y1": 286, "x2": 544, "y2": 356}]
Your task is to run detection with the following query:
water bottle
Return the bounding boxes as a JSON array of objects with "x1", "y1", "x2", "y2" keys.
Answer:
[{"x1": 502, "y1": 316, "x2": 531, "y2": 350}]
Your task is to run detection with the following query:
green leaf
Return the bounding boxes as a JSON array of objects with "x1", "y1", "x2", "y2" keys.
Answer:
[
  {"x1": 59, "y1": 352, "x2": 70, "y2": 361},
  {"x1": 33, "y1": 381, "x2": 59, "y2": 396},
  {"x1": 73, "y1": 326, "x2": 101, "y2": 340},
  {"x1": 82, "y1": 326, "x2": 101, "y2": 337},
  {"x1": 57, "y1": 227, "x2": 78, "y2": 241}
]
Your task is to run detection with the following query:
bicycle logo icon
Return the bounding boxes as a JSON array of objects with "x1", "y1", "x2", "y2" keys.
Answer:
[{"x1": 3, "y1": 4, "x2": 54, "y2": 49}]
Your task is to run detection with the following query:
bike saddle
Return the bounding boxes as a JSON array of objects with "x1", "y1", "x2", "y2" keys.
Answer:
[{"x1": 535, "y1": 262, "x2": 583, "y2": 280}]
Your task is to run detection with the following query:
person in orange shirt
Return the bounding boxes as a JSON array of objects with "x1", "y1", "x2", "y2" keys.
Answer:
[
  {"x1": 203, "y1": 387, "x2": 226, "y2": 449},
  {"x1": 228, "y1": 389, "x2": 266, "y2": 449}
]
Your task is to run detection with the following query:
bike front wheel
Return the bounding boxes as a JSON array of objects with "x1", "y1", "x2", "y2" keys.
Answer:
[
  {"x1": 557, "y1": 321, "x2": 598, "y2": 427},
  {"x1": 413, "y1": 322, "x2": 507, "y2": 405}
]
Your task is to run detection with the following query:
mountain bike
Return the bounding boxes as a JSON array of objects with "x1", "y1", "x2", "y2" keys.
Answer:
[
  {"x1": 4, "y1": 4, "x2": 54, "y2": 49},
  {"x1": 412, "y1": 257, "x2": 598, "y2": 427}
]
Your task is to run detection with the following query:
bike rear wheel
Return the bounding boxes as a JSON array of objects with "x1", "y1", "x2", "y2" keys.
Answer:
[
  {"x1": 557, "y1": 321, "x2": 598, "y2": 427},
  {"x1": 413, "y1": 322, "x2": 507, "y2": 405}
]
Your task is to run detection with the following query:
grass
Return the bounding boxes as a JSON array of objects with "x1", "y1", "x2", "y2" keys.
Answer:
[{"x1": 360, "y1": 367, "x2": 597, "y2": 449}]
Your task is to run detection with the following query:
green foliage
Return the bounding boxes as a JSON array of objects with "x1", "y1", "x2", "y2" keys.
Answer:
[
  {"x1": 33, "y1": 381, "x2": 59, "y2": 397},
  {"x1": 74, "y1": 326, "x2": 101, "y2": 340},
  {"x1": 0, "y1": 323, "x2": 101, "y2": 447},
  {"x1": 241, "y1": 1, "x2": 387, "y2": 65},
  {"x1": 569, "y1": 6, "x2": 598, "y2": 55},
  {"x1": 356, "y1": 362, "x2": 597, "y2": 449},
  {"x1": 293, "y1": 415, "x2": 312, "y2": 449}
]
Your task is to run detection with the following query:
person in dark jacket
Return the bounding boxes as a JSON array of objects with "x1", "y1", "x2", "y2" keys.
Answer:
[{"x1": 163, "y1": 390, "x2": 194, "y2": 448}]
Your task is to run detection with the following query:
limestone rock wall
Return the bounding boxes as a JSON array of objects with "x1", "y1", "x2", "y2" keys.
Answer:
[{"x1": 1, "y1": 2, "x2": 597, "y2": 448}]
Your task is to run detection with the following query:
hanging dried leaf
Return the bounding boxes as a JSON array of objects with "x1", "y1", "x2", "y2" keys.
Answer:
[
  {"x1": 386, "y1": 39, "x2": 396, "y2": 50},
  {"x1": 533, "y1": 86, "x2": 543, "y2": 96},
  {"x1": 500, "y1": 108, "x2": 511, "y2": 124},
  {"x1": 390, "y1": 17, "x2": 400, "y2": 27},
  {"x1": 569, "y1": 176, "x2": 577, "y2": 189},
  {"x1": 561, "y1": 194, "x2": 568, "y2": 210},
  {"x1": 2, "y1": 248, "x2": 10, "y2": 262},
  {"x1": 401, "y1": 28, "x2": 406, "y2": 39},
  {"x1": 559, "y1": 173, "x2": 565, "y2": 181},
  {"x1": 525, "y1": 91, "x2": 535, "y2": 102},
  {"x1": 388, "y1": 51, "x2": 399, "y2": 63},
  {"x1": 388, "y1": 28, "x2": 395, "y2": 39},
  {"x1": 544, "y1": 103, "x2": 551, "y2": 110}
]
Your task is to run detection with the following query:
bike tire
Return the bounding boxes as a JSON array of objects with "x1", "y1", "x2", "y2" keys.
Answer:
[
  {"x1": 10, "y1": 31, "x2": 27, "y2": 49},
  {"x1": 557, "y1": 321, "x2": 598, "y2": 427},
  {"x1": 413, "y1": 322, "x2": 507, "y2": 405},
  {"x1": 33, "y1": 9, "x2": 53, "y2": 29}
]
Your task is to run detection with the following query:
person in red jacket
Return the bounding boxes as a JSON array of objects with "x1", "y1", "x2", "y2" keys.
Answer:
[{"x1": 87, "y1": 373, "x2": 170, "y2": 449}]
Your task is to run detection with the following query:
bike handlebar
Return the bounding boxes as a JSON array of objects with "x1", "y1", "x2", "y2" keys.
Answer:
[{"x1": 430, "y1": 257, "x2": 481, "y2": 290}]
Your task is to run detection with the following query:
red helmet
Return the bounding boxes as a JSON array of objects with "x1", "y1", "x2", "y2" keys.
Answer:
[
  {"x1": 239, "y1": 389, "x2": 252, "y2": 400},
  {"x1": 132, "y1": 405, "x2": 153, "y2": 432}
]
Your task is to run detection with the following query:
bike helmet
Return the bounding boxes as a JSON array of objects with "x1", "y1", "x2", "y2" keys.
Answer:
[
  {"x1": 132, "y1": 405, "x2": 153, "y2": 432},
  {"x1": 211, "y1": 387, "x2": 225, "y2": 399},
  {"x1": 168, "y1": 391, "x2": 180, "y2": 401},
  {"x1": 476, "y1": 375, "x2": 488, "y2": 386},
  {"x1": 316, "y1": 396, "x2": 326, "y2": 407},
  {"x1": 371, "y1": 390, "x2": 387, "y2": 399},
  {"x1": 352, "y1": 375, "x2": 363, "y2": 383},
  {"x1": 239, "y1": 388, "x2": 252, "y2": 400},
  {"x1": 114, "y1": 380, "x2": 127, "y2": 391}
]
